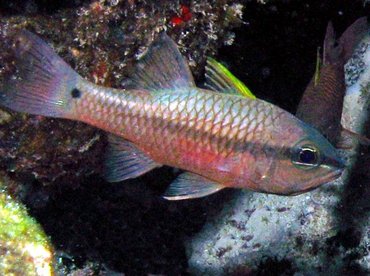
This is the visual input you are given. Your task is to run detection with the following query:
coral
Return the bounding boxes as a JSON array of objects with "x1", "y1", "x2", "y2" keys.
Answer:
[{"x1": 0, "y1": 175, "x2": 54, "y2": 276}]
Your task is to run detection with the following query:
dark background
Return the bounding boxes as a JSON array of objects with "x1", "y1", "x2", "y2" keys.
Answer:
[{"x1": 1, "y1": 0, "x2": 370, "y2": 275}]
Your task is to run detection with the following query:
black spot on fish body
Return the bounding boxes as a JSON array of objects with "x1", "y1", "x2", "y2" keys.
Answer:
[{"x1": 71, "y1": 88, "x2": 81, "y2": 98}]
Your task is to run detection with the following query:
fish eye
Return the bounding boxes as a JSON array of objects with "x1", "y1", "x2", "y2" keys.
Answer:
[
  {"x1": 292, "y1": 145, "x2": 320, "y2": 168},
  {"x1": 299, "y1": 147, "x2": 317, "y2": 164}
]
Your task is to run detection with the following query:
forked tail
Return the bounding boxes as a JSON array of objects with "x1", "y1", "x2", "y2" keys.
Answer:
[
  {"x1": 0, "y1": 30, "x2": 80, "y2": 118},
  {"x1": 324, "y1": 17, "x2": 369, "y2": 66}
]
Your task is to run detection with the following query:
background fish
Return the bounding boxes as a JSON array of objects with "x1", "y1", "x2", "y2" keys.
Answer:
[
  {"x1": 296, "y1": 17, "x2": 369, "y2": 146},
  {"x1": 0, "y1": 30, "x2": 344, "y2": 200}
]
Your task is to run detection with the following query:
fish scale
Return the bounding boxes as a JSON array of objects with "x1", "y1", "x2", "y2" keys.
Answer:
[
  {"x1": 74, "y1": 80, "x2": 286, "y2": 182},
  {"x1": 0, "y1": 30, "x2": 344, "y2": 199}
]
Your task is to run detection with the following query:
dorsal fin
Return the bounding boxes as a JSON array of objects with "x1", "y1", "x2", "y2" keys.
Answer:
[
  {"x1": 125, "y1": 32, "x2": 195, "y2": 91},
  {"x1": 205, "y1": 57, "x2": 256, "y2": 99},
  {"x1": 314, "y1": 47, "x2": 322, "y2": 86},
  {"x1": 323, "y1": 21, "x2": 336, "y2": 65}
]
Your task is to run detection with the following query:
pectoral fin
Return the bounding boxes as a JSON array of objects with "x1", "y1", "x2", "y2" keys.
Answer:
[
  {"x1": 163, "y1": 172, "x2": 224, "y2": 200},
  {"x1": 104, "y1": 134, "x2": 161, "y2": 182},
  {"x1": 205, "y1": 57, "x2": 256, "y2": 99},
  {"x1": 337, "y1": 128, "x2": 370, "y2": 149}
]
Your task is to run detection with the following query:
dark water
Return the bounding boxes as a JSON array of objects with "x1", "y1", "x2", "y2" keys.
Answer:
[{"x1": 221, "y1": 1, "x2": 369, "y2": 113}]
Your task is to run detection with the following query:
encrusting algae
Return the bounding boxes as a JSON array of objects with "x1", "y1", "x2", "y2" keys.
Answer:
[{"x1": 0, "y1": 177, "x2": 54, "y2": 276}]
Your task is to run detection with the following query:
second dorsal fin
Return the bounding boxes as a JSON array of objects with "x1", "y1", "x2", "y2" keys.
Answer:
[
  {"x1": 205, "y1": 57, "x2": 256, "y2": 99},
  {"x1": 126, "y1": 32, "x2": 196, "y2": 91}
]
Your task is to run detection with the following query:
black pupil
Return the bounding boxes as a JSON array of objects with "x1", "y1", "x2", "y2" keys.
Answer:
[
  {"x1": 299, "y1": 148, "x2": 316, "y2": 164},
  {"x1": 71, "y1": 88, "x2": 81, "y2": 98}
]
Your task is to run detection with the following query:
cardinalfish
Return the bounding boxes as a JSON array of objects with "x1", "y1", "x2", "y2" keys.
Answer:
[
  {"x1": 296, "y1": 17, "x2": 369, "y2": 146},
  {"x1": 0, "y1": 30, "x2": 344, "y2": 200}
]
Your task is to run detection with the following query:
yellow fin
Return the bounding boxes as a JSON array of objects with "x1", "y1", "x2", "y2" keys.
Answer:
[
  {"x1": 205, "y1": 57, "x2": 256, "y2": 99},
  {"x1": 314, "y1": 47, "x2": 322, "y2": 87}
]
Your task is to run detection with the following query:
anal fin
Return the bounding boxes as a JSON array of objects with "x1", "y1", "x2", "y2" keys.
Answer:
[
  {"x1": 104, "y1": 134, "x2": 161, "y2": 182},
  {"x1": 163, "y1": 172, "x2": 224, "y2": 200}
]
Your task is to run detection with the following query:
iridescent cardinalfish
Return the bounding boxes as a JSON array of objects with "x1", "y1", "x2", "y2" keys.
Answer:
[
  {"x1": 0, "y1": 30, "x2": 344, "y2": 200},
  {"x1": 296, "y1": 17, "x2": 369, "y2": 146}
]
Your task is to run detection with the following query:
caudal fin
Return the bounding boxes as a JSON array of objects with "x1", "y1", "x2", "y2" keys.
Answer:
[
  {"x1": 0, "y1": 30, "x2": 80, "y2": 118},
  {"x1": 324, "y1": 17, "x2": 369, "y2": 65},
  {"x1": 338, "y1": 17, "x2": 369, "y2": 62}
]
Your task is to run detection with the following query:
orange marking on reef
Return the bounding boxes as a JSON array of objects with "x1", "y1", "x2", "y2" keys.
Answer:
[{"x1": 170, "y1": 4, "x2": 192, "y2": 26}]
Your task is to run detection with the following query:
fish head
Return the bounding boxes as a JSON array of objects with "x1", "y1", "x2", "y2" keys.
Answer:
[{"x1": 253, "y1": 117, "x2": 345, "y2": 195}]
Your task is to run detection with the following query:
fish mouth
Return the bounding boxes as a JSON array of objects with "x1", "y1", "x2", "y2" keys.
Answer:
[
  {"x1": 323, "y1": 167, "x2": 344, "y2": 183},
  {"x1": 323, "y1": 155, "x2": 346, "y2": 170},
  {"x1": 290, "y1": 168, "x2": 344, "y2": 195},
  {"x1": 291, "y1": 153, "x2": 346, "y2": 195}
]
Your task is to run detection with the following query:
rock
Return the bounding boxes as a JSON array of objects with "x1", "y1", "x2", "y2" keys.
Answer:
[{"x1": 186, "y1": 22, "x2": 370, "y2": 276}]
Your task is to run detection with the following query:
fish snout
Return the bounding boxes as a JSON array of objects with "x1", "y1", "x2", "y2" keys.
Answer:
[{"x1": 323, "y1": 154, "x2": 346, "y2": 170}]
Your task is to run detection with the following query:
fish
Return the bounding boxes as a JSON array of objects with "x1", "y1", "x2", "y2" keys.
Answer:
[
  {"x1": 0, "y1": 30, "x2": 344, "y2": 200},
  {"x1": 296, "y1": 17, "x2": 369, "y2": 146},
  {"x1": 204, "y1": 57, "x2": 256, "y2": 99}
]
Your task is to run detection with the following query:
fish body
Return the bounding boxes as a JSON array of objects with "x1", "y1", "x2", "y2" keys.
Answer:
[
  {"x1": 0, "y1": 30, "x2": 344, "y2": 199},
  {"x1": 296, "y1": 17, "x2": 369, "y2": 145},
  {"x1": 76, "y1": 80, "x2": 338, "y2": 194},
  {"x1": 296, "y1": 62, "x2": 344, "y2": 144}
]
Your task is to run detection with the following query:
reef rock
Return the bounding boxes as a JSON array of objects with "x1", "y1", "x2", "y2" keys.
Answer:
[{"x1": 187, "y1": 23, "x2": 370, "y2": 276}]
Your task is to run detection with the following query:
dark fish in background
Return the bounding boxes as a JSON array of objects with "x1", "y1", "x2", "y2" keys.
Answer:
[{"x1": 296, "y1": 17, "x2": 369, "y2": 146}]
